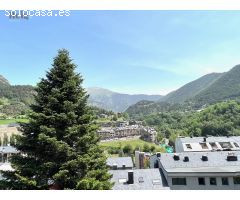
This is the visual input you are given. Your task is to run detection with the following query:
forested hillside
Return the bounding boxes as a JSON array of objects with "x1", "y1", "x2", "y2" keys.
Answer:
[
  {"x1": 0, "y1": 75, "x2": 10, "y2": 85},
  {"x1": 0, "y1": 77, "x2": 36, "y2": 116},
  {"x1": 161, "y1": 73, "x2": 222, "y2": 103},
  {"x1": 136, "y1": 100, "x2": 240, "y2": 146},
  {"x1": 192, "y1": 65, "x2": 240, "y2": 106}
]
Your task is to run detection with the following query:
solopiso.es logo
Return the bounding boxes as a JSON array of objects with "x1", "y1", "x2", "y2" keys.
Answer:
[{"x1": 5, "y1": 10, "x2": 71, "y2": 19}]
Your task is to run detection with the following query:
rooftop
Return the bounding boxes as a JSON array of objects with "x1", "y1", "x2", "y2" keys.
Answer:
[
  {"x1": 107, "y1": 157, "x2": 133, "y2": 169},
  {"x1": 109, "y1": 169, "x2": 169, "y2": 190},
  {"x1": 0, "y1": 146, "x2": 18, "y2": 154},
  {"x1": 176, "y1": 136, "x2": 240, "y2": 152},
  {"x1": 159, "y1": 151, "x2": 240, "y2": 173}
]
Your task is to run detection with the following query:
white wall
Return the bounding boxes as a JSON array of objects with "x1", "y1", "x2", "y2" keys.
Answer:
[{"x1": 167, "y1": 176, "x2": 240, "y2": 190}]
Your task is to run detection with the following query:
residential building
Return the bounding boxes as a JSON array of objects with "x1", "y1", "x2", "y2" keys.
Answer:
[
  {"x1": 98, "y1": 125, "x2": 157, "y2": 142},
  {"x1": 157, "y1": 151, "x2": 240, "y2": 190},
  {"x1": 0, "y1": 146, "x2": 18, "y2": 163}
]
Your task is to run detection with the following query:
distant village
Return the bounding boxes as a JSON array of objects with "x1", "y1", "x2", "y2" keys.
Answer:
[{"x1": 97, "y1": 120, "x2": 156, "y2": 142}]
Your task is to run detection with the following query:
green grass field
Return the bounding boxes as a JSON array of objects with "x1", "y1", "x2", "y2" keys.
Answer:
[
  {"x1": 100, "y1": 138, "x2": 165, "y2": 152},
  {"x1": 0, "y1": 118, "x2": 29, "y2": 125}
]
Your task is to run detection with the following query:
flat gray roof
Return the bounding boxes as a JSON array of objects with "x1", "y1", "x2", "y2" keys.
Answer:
[
  {"x1": 109, "y1": 169, "x2": 169, "y2": 190},
  {"x1": 107, "y1": 157, "x2": 133, "y2": 168},
  {"x1": 159, "y1": 151, "x2": 240, "y2": 173}
]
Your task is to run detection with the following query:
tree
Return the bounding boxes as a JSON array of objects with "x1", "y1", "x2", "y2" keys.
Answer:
[
  {"x1": 122, "y1": 144, "x2": 133, "y2": 154},
  {"x1": 143, "y1": 144, "x2": 150, "y2": 152},
  {"x1": 150, "y1": 145, "x2": 155, "y2": 152},
  {"x1": 112, "y1": 115, "x2": 117, "y2": 121},
  {"x1": 0, "y1": 49, "x2": 113, "y2": 190}
]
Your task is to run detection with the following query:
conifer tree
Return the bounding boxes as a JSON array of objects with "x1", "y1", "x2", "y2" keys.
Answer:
[{"x1": 0, "y1": 49, "x2": 113, "y2": 190}]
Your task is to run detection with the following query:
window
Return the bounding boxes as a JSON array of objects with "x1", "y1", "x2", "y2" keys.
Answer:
[
  {"x1": 198, "y1": 177, "x2": 205, "y2": 185},
  {"x1": 172, "y1": 178, "x2": 187, "y2": 185},
  {"x1": 209, "y1": 142, "x2": 218, "y2": 150},
  {"x1": 219, "y1": 142, "x2": 233, "y2": 149},
  {"x1": 222, "y1": 177, "x2": 229, "y2": 185},
  {"x1": 234, "y1": 142, "x2": 240, "y2": 148},
  {"x1": 200, "y1": 143, "x2": 208, "y2": 149},
  {"x1": 210, "y1": 177, "x2": 217, "y2": 185},
  {"x1": 234, "y1": 177, "x2": 240, "y2": 184},
  {"x1": 185, "y1": 144, "x2": 192, "y2": 149}
]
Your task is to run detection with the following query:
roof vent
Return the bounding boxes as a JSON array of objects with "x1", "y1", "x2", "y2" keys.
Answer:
[
  {"x1": 202, "y1": 155, "x2": 208, "y2": 161},
  {"x1": 173, "y1": 154, "x2": 180, "y2": 161},
  {"x1": 183, "y1": 156, "x2": 189, "y2": 162},
  {"x1": 122, "y1": 164, "x2": 126, "y2": 169},
  {"x1": 203, "y1": 137, "x2": 207, "y2": 142},
  {"x1": 227, "y1": 153, "x2": 238, "y2": 161},
  {"x1": 156, "y1": 152, "x2": 161, "y2": 158},
  {"x1": 127, "y1": 171, "x2": 134, "y2": 184}
]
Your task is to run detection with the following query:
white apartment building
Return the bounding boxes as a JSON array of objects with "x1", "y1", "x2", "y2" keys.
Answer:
[{"x1": 157, "y1": 151, "x2": 240, "y2": 190}]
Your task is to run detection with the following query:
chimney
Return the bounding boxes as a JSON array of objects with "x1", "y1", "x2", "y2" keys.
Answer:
[
  {"x1": 156, "y1": 152, "x2": 161, "y2": 158},
  {"x1": 112, "y1": 164, "x2": 118, "y2": 170},
  {"x1": 183, "y1": 156, "x2": 189, "y2": 162},
  {"x1": 127, "y1": 171, "x2": 134, "y2": 184},
  {"x1": 202, "y1": 155, "x2": 208, "y2": 161},
  {"x1": 173, "y1": 154, "x2": 180, "y2": 161}
]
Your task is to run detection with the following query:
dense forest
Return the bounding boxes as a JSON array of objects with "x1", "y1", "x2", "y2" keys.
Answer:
[
  {"x1": 129, "y1": 100, "x2": 240, "y2": 146},
  {"x1": 0, "y1": 84, "x2": 35, "y2": 116}
]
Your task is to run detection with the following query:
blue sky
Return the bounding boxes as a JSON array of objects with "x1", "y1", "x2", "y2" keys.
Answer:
[{"x1": 1, "y1": 10, "x2": 240, "y2": 95}]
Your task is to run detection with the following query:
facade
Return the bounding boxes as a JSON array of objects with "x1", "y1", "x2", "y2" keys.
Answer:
[
  {"x1": 107, "y1": 157, "x2": 133, "y2": 170},
  {"x1": 175, "y1": 136, "x2": 240, "y2": 153},
  {"x1": 109, "y1": 169, "x2": 169, "y2": 190},
  {"x1": 98, "y1": 125, "x2": 156, "y2": 142},
  {"x1": 157, "y1": 151, "x2": 240, "y2": 190}
]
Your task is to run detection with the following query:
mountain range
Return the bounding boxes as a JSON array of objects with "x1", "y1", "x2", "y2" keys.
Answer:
[
  {"x1": 87, "y1": 87, "x2": 162, "y2": 112},
  {"x1": 2, "y1": 64, "x2": 240, "y2": 115},
  {"x1": 126, "y1": 64, "x2": 240, "y2": 116}
]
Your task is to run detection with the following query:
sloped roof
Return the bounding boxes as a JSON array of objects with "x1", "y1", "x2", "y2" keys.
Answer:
[
  {"x1": 109, "y1": 169, "x2": 169, "y2": 190},
  {"x1": 107, "y1": 157, "x2": 133, "y2": 168},
  {"x1": 159, "y1": 151, "x2": 240, "y2": 173}
]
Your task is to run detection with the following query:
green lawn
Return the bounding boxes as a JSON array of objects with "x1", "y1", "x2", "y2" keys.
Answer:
[
  {"x1": 100, "y1": 138, "x2": 165, "y2": 152},
  {"x1": 0, "y1": 118, "x2": 29, "y2": 125}
]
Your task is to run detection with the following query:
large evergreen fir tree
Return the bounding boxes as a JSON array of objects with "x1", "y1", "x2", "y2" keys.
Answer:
[{"x1": 0, "y1": 49, "x2": 113, "y2": 190}]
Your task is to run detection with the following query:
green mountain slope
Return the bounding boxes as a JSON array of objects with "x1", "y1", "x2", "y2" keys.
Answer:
[
  {"x1": 0, "y1": 75, "x2": 10, "y2": 86},
  {"x1": 161, "y1": 73, "x2": 222, "y2": 103},
  {"x1": 126, "y1": 64, "x2": 240, "y2": 118},
  {"x1": 192, "y1": 64, "x2": 240, "y2": 105},
  {"x1": 0, "y1": 76, "x2": 36, "y2": 116}
]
